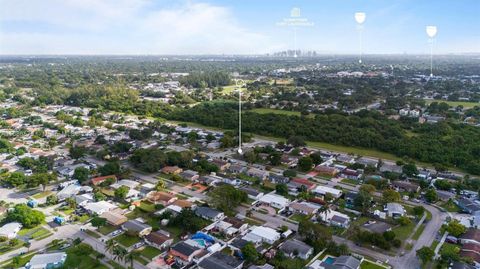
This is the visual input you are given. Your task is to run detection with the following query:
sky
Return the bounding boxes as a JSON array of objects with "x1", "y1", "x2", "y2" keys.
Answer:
[{"x1": 0, "y1": 0, "x2": 478, "y2": 55}]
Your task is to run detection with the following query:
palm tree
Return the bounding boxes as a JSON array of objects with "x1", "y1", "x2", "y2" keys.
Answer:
[
  {"x1": 105, "y1": 239, "x2": 116, "y2": 254},
  {"x1": 113, "y1": 245, "x2": 127, "y2": 263},
  {"x1": 318, "y1": 204, "x2": 331, "y2": 222},
  {"x1": 125, "y1": 251, "x2": 140, "y2": 269}
]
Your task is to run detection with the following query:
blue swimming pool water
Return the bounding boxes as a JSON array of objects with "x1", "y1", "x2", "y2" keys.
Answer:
[{"x1": 324, "y1": 257, "x2": 335, "y2": 264}]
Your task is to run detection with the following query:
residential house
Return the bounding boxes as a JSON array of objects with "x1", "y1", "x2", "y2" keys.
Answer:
[
  {"x1": 243, "y1": 226, "x2": 281, "y2": 245},
  {"x1": 392, "y1": 181, "x2": 420, "y2": 193},
  {"x1": 26, "y1": 252, "x2": 67, "y2": 269},
  {"x1": 356, "y1": 157, "x2": 378, "y2": 168},
  {"x1": 279, "y1": 239, "x2": 314, "y2": 260},
  {"x1": 0, "y1": 222, "x2": 22, "y2": 239},
  {"x1": 180, "y1": 170, "x2": 199, "y2": 181},
  {"x1": 248, "y1": 264, "x2": 274, "y2": 269},
  {"x1": 198, "y1": 252, "x2": 243, "y2": 269},
  {"x1": 246, "y1": 168, "x2": 269, "y2": 181},
  {"x1": 311, "y1": 255, "x2": 361, "y2": 269},
  {"x1": 212, "y1": 159, "x2": 230, "y2": 171},
  {"x1": 57, "y1": 184, "x2": 82, "y2": 201},
  {"x1": 417, "y1": 170, "x2": 431, "y2": 180},
  {"x1": 122, "y1": 219, "x2": 152, "y2": 237},
  {"x1": 385, "y1": 203, "x2": 405, "y2": 218},
  {"x1": 161, "y1": 166, "x2": 183, "y2": 175},
  {"x1": 83, "y1": 201, "x2": 117, "y2": 215},
  {"x1": 460, "y1": 229, "x2": 480, "y2": 246},
  {"x1": 313, "y1": 186, "x2": 343, "y2": 199},
  {"x1": 345, "y1": 192, "x2": 358, "y2": 208},
  {"x1": 267, "y1": 173, "x2": 290, "y2": 184},
  {"x1": 91, "y1": 175, "x2": 117, "y2": 186},
  {"x1": 228, "y1": 164, "x2": 247, "y2": 174},
  {"x1": 101, "y1": 211, "x2": 128, "y2": 226},
  {"x1": 258, "y1": 193, "x2": 290, "y2": 209},
  {"x1": 239, "y1": 187, "x2": 264, "y2": 200},
  {"x1": 315, "y1": 165, "x2": 339, "y2": 177},
  {"x1": 144, "y1": 230, "x2": 173, "y2": 250},
  {"x1": 336, "y1": 155, "x2": 355, "y2": 164},
  {"x1": 341, "y1": 169, "x2": 362, "y2": 180},
  {"x1": 288, "y1": 178, "x2": 317, "y2": 192},
  {"x1": 456, "y1": 198, "x2": 480, "y2": 215},
  {"x1": 288, "y1": 201, "x2": 321, "y2": 215},
  {"x1": 379, "y1": 163, "x2": 403, "y2": 174},
  {"x1": 147, "y1": 191, "x2": 177, "y2": 206},
  {"x1": 319, "y1": 209, "x2": 351, "y2": 228},
  {"x1": 169, "y1": 241, "x2": 203, "y2": 266},
  {"x1": 195, "y1": 206, "x2": 224, "y2": 221},
  {"x1": 460, "y1": 243, "x2": 480, "y2": 266}
]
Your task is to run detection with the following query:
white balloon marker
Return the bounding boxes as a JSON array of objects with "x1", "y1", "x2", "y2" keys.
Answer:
[
  {"x1": 235, "y1": 79, "x2": 245, "y2": 154},
  {"x1": 354, "y1": 12, "x2": 366, "y2": 64},
  {"x1": 426, "y1": 25, "x2": 438, "y2": 77}
]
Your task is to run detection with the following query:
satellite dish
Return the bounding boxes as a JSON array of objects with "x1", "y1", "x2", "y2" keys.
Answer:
[
  {"x1": 426, "y1": 26, "x2": 437, "y2": 38},
  {"x1": 355, "y1": 12, "x2": 366, "y2": 24}
]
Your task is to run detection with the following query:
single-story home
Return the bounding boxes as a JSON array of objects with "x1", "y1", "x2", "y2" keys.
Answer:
[
  {"x1": 91, "y1": 175, "x2": 117, "y2": 186},
  {"x1": 198, "y1": 252, "x2": 243, "y2": 269},
  {"x1": 161, "y1": 166, "x2": 183, "y2": 175},
  {"x1": 179, "y1": 170, "x2": 199, "y2": 181},
  {"x1": 385, "y1": 203, "x2": 405, "y2": 218},
  {"x1": 169, "y1": 241, "x2": 203, "y2": 265},
  {"x1": 313, "y1": 185, "x2": 342, "y2": 199},
  {"x1": 279, "y1": 239, "x2": 313, "y2": 260},
  {"x1": 258, "y1": 193, "x2": 290, "y2": 209},
  {"x1": 26, "y1": 252, "x2": 67, "y2": 269},
  {"x1": 0, "y1": 222, "x2": 22, "y2": 239},
  {"x1": 101, "y1": 211, "x2": 128, "y2": 226},
  {"x1": 242, "y1": 226, "x2": 280, "y2": 245},
  {"x1": 288, "y1": 178, "x2": 317, "y2": 192},
  {"x1": 315, "y1": 165, "x2": 339, "y2": 177},
  {"x1": 144, "y1": 230, "x2": 173, "y2": 250},
  {"x1": 147, "y1": 191, "x2": 177, "y2": 206},
  {"x1": 195, "y1": 206, "x2": 224, "y2": 221},
  {"x1": 122, "y1": 219, "x2": 152, "y2": 237},
  {"x1": 288, "y1": 201, "x2": 321, "y2": 215},
  {"x1": 460, "y1": 229, "x2": 480, "y2": 246},
  {"x1": 83, "y1": 201, "x2": 117, "y2": 215},
  {"x1": 319, "y1": 209, "x2": 351, "y2": 228}
]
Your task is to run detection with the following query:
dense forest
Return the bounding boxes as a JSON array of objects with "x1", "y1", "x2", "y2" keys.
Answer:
[{"x1": 169, "y1": 101, "x2": 480, "y2": 175}]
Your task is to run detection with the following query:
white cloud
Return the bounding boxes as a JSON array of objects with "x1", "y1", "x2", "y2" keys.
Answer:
[{"x1": 0, "y1": 0, "x2": 282, "y2": 54}]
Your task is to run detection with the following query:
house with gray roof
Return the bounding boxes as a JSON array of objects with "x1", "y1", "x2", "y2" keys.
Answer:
[
  {"x1": 195, "y1": 206, "x2": 224, "y2": 221},
  {"x1": 26, "y1": 252, "x2": 67, "y2": 269},
  {"x1": 314, "y1": 255, "x2": 361, "y2": 269},
  {"x1": 198, "y1": 252, "x2": 243, "y2": 269},
  {"x1": 122, "y1": 219, "x2": 152, "y2": 236},
  {"x1": 279, "y1": 239, "x2": 313, "y2": 260}
]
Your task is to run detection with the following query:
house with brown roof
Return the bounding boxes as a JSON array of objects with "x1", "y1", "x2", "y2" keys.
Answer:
[
  {"x1": 460, "y1": 244, "x2": 480, "y2": 265},
  {"x1": 101, "y1": 211, "x2": 127, "y2": 226},
  {"x1": 161, "y1": 166, "x2": 183, "y2": 175},
  {"x1": 460, "y1": 229, "x2": 480, "y2": 246},
  {"x1": 288, "y1": 178, "x2": 316, "y2": 192},
  {"x1": 212, "y1": 159, "x2": 230, "y2": 171},
  {"x1": 144, "y1": 230, "x2": 173, "y2": 250},
  {"x1": 147, "y1": 191, "x2": 177, "y2": 206},
  {"x1": 315, "y1": 165, "x2": 339, "y2": 177},
  {"x1": 91, "y1": 175, "x2": 117, "y2": 186},
  {"x1": 172, "y1": 199, "x2": 194, "y2": 209},
  {"x1": 288, "y1": 201, "x2": 321, "y2": 215}
]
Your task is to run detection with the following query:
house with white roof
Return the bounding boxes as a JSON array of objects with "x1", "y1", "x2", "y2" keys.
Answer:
[
  {"x1": 57, "y1": 184, "x2": 81, "y2": 201},
  {"x1": 242, "y1": 226, "x2": 280, "y2": 245},
  {"x1": 319, "y1": 209, "x2": 351, "y2": 228},
  {"x1": 0, "y1": 222, "x2": 22, "y2": 239},
  {"x1": 313, "y1": 185, "x2": 342, "y2": 199},
  {"x1": 83, "y1": 201, "x2": 117, "y2": 215},
  {"x1": 385, "y1": 202, "x2": 405, "y2": 218},
  {"x1": 258, "y1": 193, "x2": 290, "y2": 209},
  {"x1": 26, "y1": 252, "x2": 67, "y2": 269}
]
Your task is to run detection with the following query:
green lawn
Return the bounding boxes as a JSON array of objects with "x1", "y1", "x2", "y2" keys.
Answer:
[
  {"x1": 361, "y1": 260, "x2": 387, "y2": 269},
  {"x1": 290, "y1": 213, "x2": 309, "y2": 222},
  {"x1": 85, "y1": 229, "x2": 102, "y2": 239},
  {"x1": 31, "y1": 191, "x2": 52, "y2": 199},
  {"x1": 341, "y1": 178, "x2": 359, "y2": 186},
  {"x1": 64, "y1": 243, "x2": 109, "y2": 269},
  {"x1": 98, "y1": 224, "x2": 118, "y2": 235},
  {"x1": 424, "y1": 99, "x2": 480, "y2": 109},
  {"x1": 412, "y1": 224, "x2": 426, "y2": 240},
  {"x1": 440, "y1": 200, "x2": 461, "y2": 212},
  {"x1": 134, "y1": 255, "x2": 149, "y2": 265},
  {"x1": 0, "y1": 252, "x2": 36, "y2": 268},
  {"x1": 392, "y1": 222, "x2": 416, "y2": 241},
  {"x1": 250, "y1": 108, "x2": 312, "y2": 117},
  {"x1": 138, "y1": 201, "x2": 156, "y2": 213},
  {"x1": 114, "y1": 234, "x2": 141, "y2": 247},
  {"x1": 440, "y1": 242, "x2": 460, "y2": 256},
  {"x1": 141, "y1": 246, "x2": 162, "y2": 259},
  {"x1": 18, "y1": 226, "x2": 51, "y2": 240},
  {"x1": 108, "y1": 260, "x2": 126, "y2": 269}
]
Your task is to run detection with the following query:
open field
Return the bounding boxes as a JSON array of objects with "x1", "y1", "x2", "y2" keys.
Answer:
[
  {"x1": 250, "y1": 108, "x2": 313, "y2": 117},
  {"x1": 424, "y1": 99, "x2": 480, "y2": 109}
]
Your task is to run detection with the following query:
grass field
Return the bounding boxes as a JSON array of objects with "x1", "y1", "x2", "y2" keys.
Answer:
[
  {"x1": 114, "y1": 234, "x2": 141, "y2": 247},
  {"x1": 250, "y1": 108, "x2": 308, "y2": 117},
  {"x1": 31, "y1": 191, "x2": 52, "y2": 199},
  {"x1": 440, "y1": 200, "x2": 461, "y2": 212},
  {"x1": 361, "y1": 260, "x2": 388, "y2": 269},
  {"x1": 141, "y1": 246, "x2": 162, "y2": 259},
  {"x1": 424, "y1": 99, "x2": 480, "y2": 109},
  {"x1": 84, "y1": 229, "x2": 101, "y2": 239},
  {"x1": 412, "y1": 224, "x2": 426, "y2": 240},
  {"x1": 98, "y1": 224, "x2": 117, "y2": 235},
  {"x1": 392, "y1": 222, "x2": 416, "y2": 241}
]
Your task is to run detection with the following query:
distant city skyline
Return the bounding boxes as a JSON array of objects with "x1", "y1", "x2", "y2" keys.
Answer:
[{"x1": 0, "y1": 0, "x2": 479, "y2": 55}]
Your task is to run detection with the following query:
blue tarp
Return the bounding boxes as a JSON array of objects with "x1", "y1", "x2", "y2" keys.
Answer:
[{"x1": 191, "y1": 232, "x2": 215, "y2": 244}]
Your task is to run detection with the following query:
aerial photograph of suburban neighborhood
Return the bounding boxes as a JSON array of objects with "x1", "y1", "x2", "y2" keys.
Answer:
[{"x1": 0, "y1": 0, "x2": 479, "y2": 269}]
